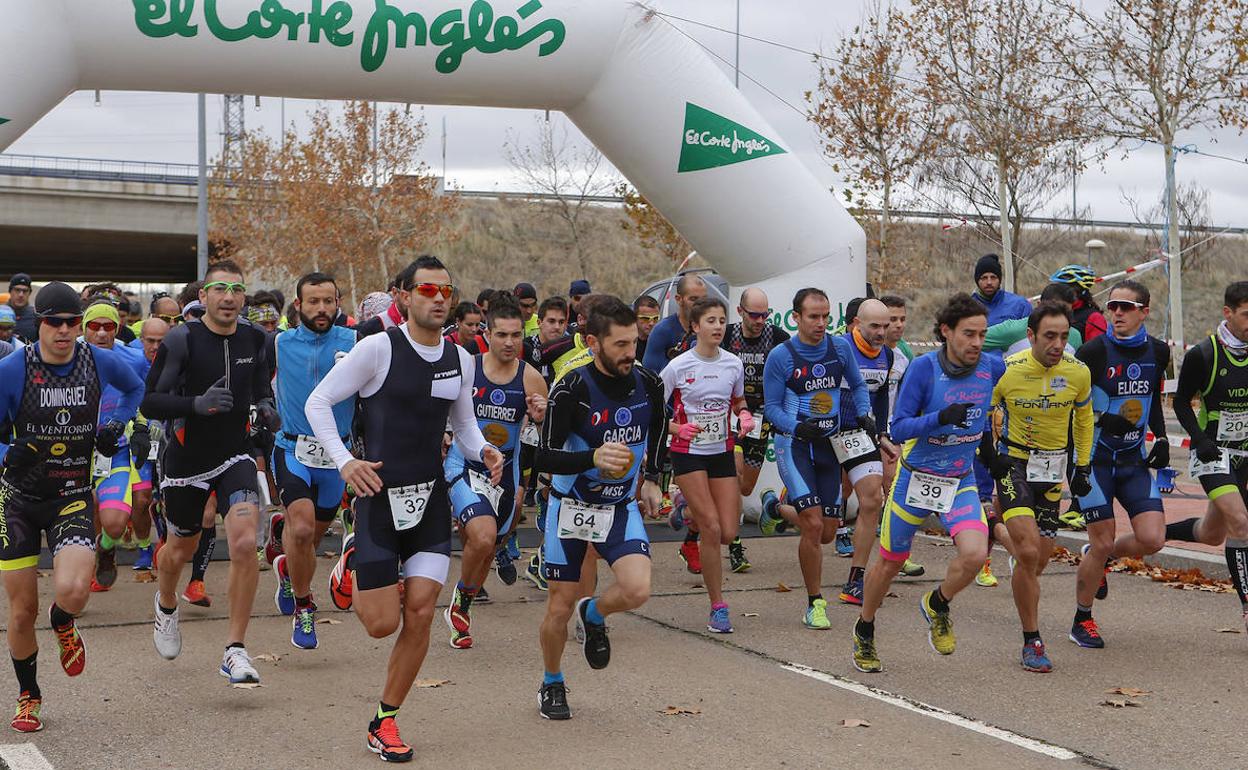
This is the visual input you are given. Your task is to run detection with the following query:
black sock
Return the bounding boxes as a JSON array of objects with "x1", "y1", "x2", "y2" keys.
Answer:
[
  {"x1": 928, "y1": 588, "x2": 950, "y2": 613},
  {"x1": 192, "y1": 526, "x2": 216, "y2": 582},
  {"x1": 684, "y1": 530, "x2": 699, "y2": 544},
  {"x1": 848, "y1": 566, "x2": 865, "y2": 583},
  {"x1": 49, "y1": 603, "x2": 74, "y2": 630},
  {"x1": 11, "y1": 653, "x2": 39, "y2": 700},
  {"x1": 1225, "y1": 545, "x2": 1248, "y2": 605},
  {"x1": 370, "y1": 700, "x2": 400, "y2": 731},
  {"x1": 854, "y1": 616, "x2": 874, "y2": 640},
  {"x1": 1165, "y1": 517, "x2": 1199, "y2": 543},
  {"x1": 1023, "y1": 630, "x2": 1041, "y2": 644},
  {"x1": 1074, "y1": 604, "x2": 1093, "y2": 623},
  {"x1": 226, "y1": 642, "x2": 245, "y2": 651},
  {"x1": 808, "y1": 594, "x2": 822, "y2": 607},
  {"x1": 295, "y1": 594, "x2": 314, "y2": 610}
]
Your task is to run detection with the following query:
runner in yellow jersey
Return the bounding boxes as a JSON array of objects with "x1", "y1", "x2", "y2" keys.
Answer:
[{"x1": 982, "y1": 301, "x2": 1093, "y2": 673}]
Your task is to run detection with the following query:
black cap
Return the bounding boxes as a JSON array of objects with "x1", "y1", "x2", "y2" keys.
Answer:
[
  {"x1": 8, "y1": 273, "x2": 31, "y2": 290},
  {"x1": 974, "y1": 254, "x2": 1003, "y2": 281},
  {"x1": 513, "y1": 282, "x2": 537, "y2": 300},
  {"x1": 34, "y1": 281, "x2": 83, "y2": 317}
]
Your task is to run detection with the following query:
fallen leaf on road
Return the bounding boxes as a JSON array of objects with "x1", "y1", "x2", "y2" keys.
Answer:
[
  {"x1": 414, "y1": 679, "x2": 452, "y2": 688},
  {"x1": 133, "y1": 571, "x2": 156, "y2": 583},
  {"x1": 840, "y1": 719, "x2": 871, "y2": 728},
  {"x1": 231, "y1": 683, "x2": 264, "y2": 690},
  {"x1": 1214, "y1": 627, "x2": 1242, "y2": 633},
  {"x1": 776, "y1": 582, "x2": 792, "y2": 593},
  {"x1": 316, "y1": 618, "x2": 343, "y2": 625},
  {"x1": 742, "y1": 612, "x2": 760, "y2": 617},
  {"x1": 1100, "y1": 698, "x2": 1140, "y2": 708},
  {"x1": 1110, "y1": 558, "x2": 1232, "y2": 593},
  {"x1": 885, "y1": 592, "x2": 900, "y2": 598},
  {"x1": 658, "y1": 706, "x2": 701, "y2": 716},
  {"x1": 1106, "y1": 687, "x2": 1151, "y2": 698},
  {"x1": 253, "y1": 653, "x2": 283, "y2": 664}
]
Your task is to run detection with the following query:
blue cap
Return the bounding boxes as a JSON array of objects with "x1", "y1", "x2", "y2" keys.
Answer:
[
  {"x1": 0, "y1": 305, "x2": 14, "y2": 325},
  {"x1": 569, "y1": 279, "x2": 591, "y2": 296}
]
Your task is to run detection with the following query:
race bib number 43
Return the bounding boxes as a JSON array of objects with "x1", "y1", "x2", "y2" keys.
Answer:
[
  {"x1": 294, "y1": 435, "x2": 336, "y2": 469},
  {"x1": 692, "y1": 410, "x2": 728, "y2": 445},
  {"x1": 557, "y1": 498, "x2": 615, "y2": 543},
  {"x1": 904, "y1": 471, "x2": 959, "y2": 514},
  {"x1": 388, "y1": 482, "x2": 435, "y2": 531}
]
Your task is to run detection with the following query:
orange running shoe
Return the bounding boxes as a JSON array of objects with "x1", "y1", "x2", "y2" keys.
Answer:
[
  {"x1": 11, "y1": 692, "x2": 42, "y2": 733},
  {"x1": 182, "y1": 579, "x2": 211, "y2": 607},
  {"x1": 51, "y1": 610, "x2": 85, "y2": 677},
  {"x1": 89, "y1": 578, "x2": 110, "y2": 593},
  {"x1": 329, "y1": 532, "x2": 355, "y2": 611},
  {"x1": 367, "y1": 716, "x2": 414, "y2": 762}
]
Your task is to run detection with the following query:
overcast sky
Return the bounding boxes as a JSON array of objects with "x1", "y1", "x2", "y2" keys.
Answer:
[{"x1": 7, "y1": 0, "x2": 1248, "y2": 226}]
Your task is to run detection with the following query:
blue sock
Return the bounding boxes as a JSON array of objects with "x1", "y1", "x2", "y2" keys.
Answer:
[
  {"x1": 543, "y1": 671, "x2": 564, "y2": 685},
  {"x1": 585, "y1": 598, "x2": 605, "y2": 625}
]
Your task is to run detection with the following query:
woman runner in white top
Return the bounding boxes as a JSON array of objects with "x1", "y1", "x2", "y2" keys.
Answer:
[{"x1": 660, "y1": 297, "x2": 751, "y2": 633}]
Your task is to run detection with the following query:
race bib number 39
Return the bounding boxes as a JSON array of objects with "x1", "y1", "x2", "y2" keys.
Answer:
[
  {"x1": 294, "y1": 435, "x2": 336, "y2": 469},
  {"x1": 831, "y1": 429, "x2": 873, "y2": 463},
  {"x1": 557, "y1": 498, "x2": 615, "y2": 543},
  {"x1": 1217, "y1": 410, "x2": 1248, "y2": 442},
  {"x1": 692, "y1": 411, "x2": 728, "y2": 445},
  {"x1": 904, "y1": 471, "x2": 959, "y2": 514},
  {"x1": 387, "y1": 482, "x2": 435, "y2": 531},
  {"x1": 469, "y1": 471, "x2": 504, "y2": 512},
  {"x1": 1026, "y1": 449, "x2": 1067, "y2": 483}
]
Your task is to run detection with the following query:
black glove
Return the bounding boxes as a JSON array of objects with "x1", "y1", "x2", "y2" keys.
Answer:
[
  {"x1": 1097, "y1": 412, "x2": 1136, "y2": 437},
  {"x1": 2, "y1": 436, "x2": 40, "y2": 473},
  {"x1": 254, "y1": 399, "x2": 282, "y2": 435},
  {"x1": 793, "y1": 421, "x2": 826, "y2": 443},
  {"x1": 96, "y1": 421, "x2": 127, "y2": 458},
  {"x1": 988, "y1": 454, "x2": 1014, "y2": 480},
  {"x1": 1145, "y1": 440, "x2": 1170, "y2": 470},
  {"x1": 1193, "y1": 435, "x2": 1222, "y2": 463},
  {"x1": 192, "y1": 376, "x2": 234, "y2": 416},
  {"x1": 129, "y1": 423, "x2": 151, "y2": 470},
  {"x1": 938, "y1": 402, "x2": 974, "y2": 428},
  {"x1": 1070, "y1": 465, "x2": 1093, "y2": 497},
  {"x1": 856, "y1": 413, "x2": 877, "y2": 437}
]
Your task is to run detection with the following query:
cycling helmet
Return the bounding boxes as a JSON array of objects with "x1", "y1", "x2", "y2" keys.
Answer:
[{"x1": 1049, "y1": 264, "x2": 1096, "y2": 291}]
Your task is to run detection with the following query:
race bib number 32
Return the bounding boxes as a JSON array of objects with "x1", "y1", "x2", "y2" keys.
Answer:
[
  {"x1": 388, "y1": 482, "x2": 435, "y2": 531},
  {"x1": 557, "y1": 498, "x2": 615, "y2": 543}
]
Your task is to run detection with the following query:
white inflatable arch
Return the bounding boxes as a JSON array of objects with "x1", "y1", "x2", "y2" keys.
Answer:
[{"x1": 1, "y1": 0, "x2": 865, "y2": 309}]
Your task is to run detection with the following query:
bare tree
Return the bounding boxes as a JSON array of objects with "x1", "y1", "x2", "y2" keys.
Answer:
[
  {"x1": 1124, "y1": 182, "x2": 1218, "y2": 272},
  {"x1": 806, "y1": 1, "x2": 946, "y2": 265},
  {"x1": 502, "y1": 115, "x2": 619, "y2": 278},
  {"x1": 1057, "y1": 0, "x2": 1248, "y2": 344}
]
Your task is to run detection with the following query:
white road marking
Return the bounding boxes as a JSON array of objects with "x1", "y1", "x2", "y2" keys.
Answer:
[
  {"x1": 0, "y1": 743, "x2": 55, "y2": 770},
  {"x1": 780, "y1": 663, "x2": 1079, "y2": 761}
]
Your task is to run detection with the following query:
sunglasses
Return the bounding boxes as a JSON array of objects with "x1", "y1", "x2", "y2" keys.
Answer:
[
  {"x1": 406, "y1": 282, "x2": 455, "y2": 300},
  {"x1": 86, "y1": 320, "x2": 118, "y2": 333},
  {"x1": 41, "y1": 315, "x2": 83, "y2": 329},
  {"x1": 204, "y1": 281, "x2": 247, "y2": 294},
  {"x1": 637, "y1": 314, "x2": 660, "y2": 323},
  {"x1": 741, "y1": 310, "x2": 770, "y2": 320},
  {"x1": 156, "y1": 313, "x2": 184, "y2": 325},
  {"x1": 1106, "y1": 299, "x2": 1145, "y2": 312}
]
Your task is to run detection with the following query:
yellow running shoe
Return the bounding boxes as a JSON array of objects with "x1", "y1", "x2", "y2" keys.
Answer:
[
  {"x1": 803, "y1": 598, "x2": 831, "y2": 630},
  {"x1": 899, "y1": 558, "x2": 925, "y2": 577},
  {"x1": 852, "y1": 626, "x2": 882, "y2": 673},
  {"x1": 975, "y1": 558, "x2": 998, "y2": 587},
  {"x1": 919, "y1": 591, "x2": 956, "y2": 655}
]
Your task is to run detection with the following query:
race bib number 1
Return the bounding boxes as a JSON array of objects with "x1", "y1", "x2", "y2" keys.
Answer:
[
  {"x1": 387, "y1": 482, "x2": 435, "y2": 531},
  {"x1": 692, "y1": 411, "x2": 728, "y2": 445},
  {"x1": 1026, "y1": 449, "x2": 1067, "y2": 483},
  {"x1": 469, "y1": 471, "x2": 504, "y2": 512},
  {"x1": 1190, "y1": 449, "x2": 1230, "y2": 479},
  {"x1": 557, "y1": 498, "x2": 615, "y2": 543},
  {"x1": 904, "y1": 471, "x2": 959, "y2": 514},
  {"x1": 294, "y1": 435, "x2": 336, "y2": 469},
  {"x1": 831, "y1": 429, "x2": 873, "y2": 463},
  {"x1": 1217, "y1": 410, "x2": 1248, "y2": 442}
]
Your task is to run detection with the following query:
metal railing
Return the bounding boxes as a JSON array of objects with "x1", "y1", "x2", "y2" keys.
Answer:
[{"x1": 0, "y1": 153, "x2": 199, "y2": 185}]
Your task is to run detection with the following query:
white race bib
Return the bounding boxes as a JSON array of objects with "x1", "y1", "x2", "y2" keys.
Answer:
[
  {"x1": 1190, "y1": 449, "x2": 1230, "y2": 479},
  {"x1": 1026, "y1": 449, "x2": 1067, "y2": 483},
  {"x1": 557, "y1": 498, "x2": 615, "y2": 543},
  {"x1": 294, "y1": 435, "x2": 336, "y2": 469},
  {"x1": 387, "y1": 482, "x2": 434, "y2": 531},
  {"x1": 1217, "y1": 410, "x2": 1248, "y2": 442},
  {"x1": 148, "y1": 439, "x2": 160, "y2": 462},
  {"x1": 520, "y1": 422, "x2": 540, "y2": 447},
  {"x1": 469, "y1": 470, "x2": 504, "y2": 512},
  {"x1": 691, "y1": 410, "x2": 728, "y2": 445},
  {"x1": 744, "y1": 410, "x2": 764, "y2": 440},
  {"x1": 831, "y1": 429, "x2": 874, "y2": 463},
  {"x1": 93, "y1": 452, "x2": 113, "y2": 479},
  {"x1": 904, "y1": 471, "x2": 960, "y2": 514}
]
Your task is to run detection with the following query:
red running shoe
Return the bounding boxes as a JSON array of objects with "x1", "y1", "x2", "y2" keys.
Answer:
[
  {"x1": 679, "y1": 540, "x2": 702, "y2": 574},
  {"x1": 10, "y1": 692, "x2": 42, "y2": 733},
  {"x1": 182, "y1": 579, "x2": 211, "y2": 607},
  {"x1": 368, "y1": 716, "x2": 414, "y2": 763},
  {"x1": 51, "y1": 610, "x2": 86, "y2": 677},
  {"x1": 329, "y1": 533, "x2": 355, "y2": 611}
]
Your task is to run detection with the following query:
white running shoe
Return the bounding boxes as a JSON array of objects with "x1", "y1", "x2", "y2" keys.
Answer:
[
  {"x1": 152, "y1": 592, "x2": 182, "y2": 660},
  {"x1": 219, "y1": 646, "x2": 260, "y2": 684}
]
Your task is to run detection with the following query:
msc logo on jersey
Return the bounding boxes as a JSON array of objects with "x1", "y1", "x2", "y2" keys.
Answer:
[
  {"x1": 812, "y1": 364, "x2": 827, "y2": 378},
  {"x1": 489, "y1": 389, "x2": 507, "y2": 406},
  {"x1": 615, "y1": 407, "x2": 633, "y2": 427}
]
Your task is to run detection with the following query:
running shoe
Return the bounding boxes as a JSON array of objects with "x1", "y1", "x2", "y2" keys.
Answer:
[
  {"x1": 1020, "y1": 639, "x2": 1053, "y2": 673},
  {"x1": 292, "y1": 606, "x2": 318, "y2": 650},
  {"x1": 495, "y1": 550, "x2": 518, "y2": 586},
  {"x1": 449, "y1": 627, "x2": 473, "y2": 650},
  {"x1": 1069, "y1": 618, "x2": 1105, "y2": 649},
  {"x1": 678, "y1": 540, "x2": 702, "y2": 574},
  {"x1": 803, "y1": 598, "x2": 831, "y2": 630},
  {"x1": 1080, "y1": 544, "x2": 1110, "y2": 600},
  {"x1": 728, "y1": 538, "x2": 751, "y2": 573},
  {"x1": 264, "y1": 510, "x2": 285, "y2": 565},
  {"x1": 707, "y1": 605, "x2": 733, "y2": 634},
  {"x1": 505, "y1": 532, "x2": 522, "y2": 561},
  {"x1": 575, "y1": 598, "x2": 611, "y2": 670},
  {"x1": 329, "y1": 532, "x2": 355, "y2": 611},
  {"x1": 95, "y1": 535, "x2": 118, "y2": 589},
  {"x1": 834, "y1": 527, "x2": 855, "y2": 557},
  {"x1": 919, "y1": 591, "x2": 955, "y2": 655},
  {"x1": 51, "y1": 608, "x2": 86, "y2": 677},
  {"x1": 444, "y1": 587, "x2": 472, "y2": 635},
  {"x1": 368, "y1": 716, "x2": 414, "y2": 762},
  {"x1": 90, "y1": 578, "x2": 109, "y2": 593},
  {"x1": 852, "y1": 627, "x2": 882, "y2": 673},
  {"x1": 152, "y1": 593, "x2": 182, "y2": 660},
  {"x1": 758, "y1": 489, "x2": 781, "y2": 536},
  {"x1": 1059, "y1": 508, "x2": 1086, "y2": 531},
  {"x1": 523, "y1": 487, "x2": 538, "y2": 508},
  {"x1": 219, "y1": 646, "x2": 260, "y2": 684},
  {"x1": 668, "y1": 491, "x2": 687, "y2": 531},
  {"x1": 182, "y1": 578, "x2": 211, "y2": 607},
  {"x1": 476, "y1": 587, "x2": 492, "y2": 605},
  {"x1": 899, "y1": 558, "x2": 925, "y2": 577},
  {"x1": 10, "y1": 692, "x2": 42, "y2": 733},
  {"x1": 539, "y1": 681, "x2": 571, "y2": 720},
  {"x1": 838, "y1": 577, "x2": 864, "y2": 606},
  {"x1": 273, "y1": 554, "x2": 295, "y2": 616},
  {"x1": 658, "y1": 493, "x2": 674, "y2": 520},
  {"x1": 525, "y1": 552, "x2": 548, "y2": 592},
  {"x1": 132, "y1": 544, "x2": 154, "y2": 571},
  {"x1": 975, "y1": 558, "x2": 998, "y2": 587}
]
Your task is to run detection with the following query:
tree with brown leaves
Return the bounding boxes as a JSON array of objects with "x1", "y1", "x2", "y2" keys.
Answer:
[{"x1": 616, "y1": 183, "x2": 692, "y2": 265}]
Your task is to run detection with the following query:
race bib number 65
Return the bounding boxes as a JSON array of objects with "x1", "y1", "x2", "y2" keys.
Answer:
[{"x1": 831, "y1": 429, "x2": 873, "y2": 463}]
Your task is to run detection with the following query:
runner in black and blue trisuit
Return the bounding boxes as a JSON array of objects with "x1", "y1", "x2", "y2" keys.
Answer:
[
  {"x1": 1068, "y1": 280, "x2": 1170, "y2": 649},
  {"x1": 0, "y1": 282, "x2": 143, "y2": 733},
  {"x1": 760, "y1": 288, "x2": 870, "y2": 631}
]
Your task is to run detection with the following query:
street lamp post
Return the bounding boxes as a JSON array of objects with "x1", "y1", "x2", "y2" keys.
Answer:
[{"x1": 1085, "y1": 238, "x2": 1106, "y2": 277}]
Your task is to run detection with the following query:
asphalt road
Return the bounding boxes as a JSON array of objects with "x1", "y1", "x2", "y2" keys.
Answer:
[{"x1": 2, "y1": 531, "x2": 1243, "y2": 770}]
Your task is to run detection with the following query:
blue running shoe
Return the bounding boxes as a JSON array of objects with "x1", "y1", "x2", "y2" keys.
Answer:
[
  {"x1": 758, "y1": 489, "x2": 781, "y2": 536},
  {"x1": 273, "y1": 554, "x2": 295, "y2": 616},
  {"x1": 291, "y1": 606, "x2": 318, "y2": 650},
  {"x1": 495, "y1": 550, "x2": 518, "y2": 585},
  {"x1": 1021, "y1": 639, "x2": 1053, "y2": 673},
  {"x1": 132, "y1": 544, "x2": 154, "y2": 571},
  {"x1": 707, "y1": 605, "x2": 733, "y2": 634},
  {"x1": 835, "y1": 527, "x2": 855, "y2": 557},
  {"x1": 506, "y1": 532, "x2": 521, "y2": 561},
  {"x1": 526, "y1": 551, "x2": 548, "y2": 591}
]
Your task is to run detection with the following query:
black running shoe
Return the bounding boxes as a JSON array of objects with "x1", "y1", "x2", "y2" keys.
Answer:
[
  {"x1": 95, "y1": 536, "x2": 118, "y2": 589},
  {"x1": 539, "y1": 681, "x2": 571, "y2": 720},
  {"x1": 576, "y1": 597, "x2": 611, "y2": 670}
]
